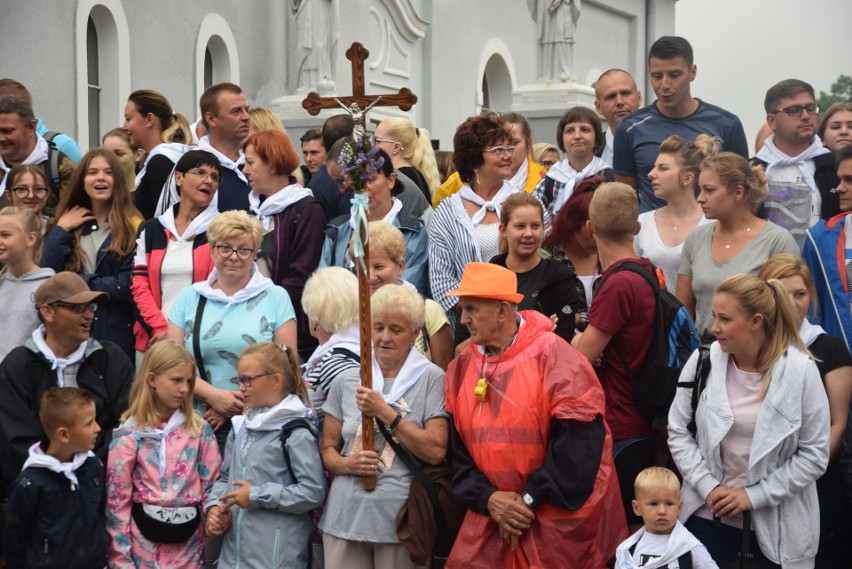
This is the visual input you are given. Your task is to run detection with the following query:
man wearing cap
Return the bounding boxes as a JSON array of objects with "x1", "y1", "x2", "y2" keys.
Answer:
[
  {"x1": 443, "y1": 262, "x2": 625, "y2": 568},
  {"x1": 0, "y1": 272, "x2": 133, "y2": 486}
]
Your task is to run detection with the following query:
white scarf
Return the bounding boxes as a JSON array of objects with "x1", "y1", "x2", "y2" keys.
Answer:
[
  {"x1": 189, "y1": 119, "x2": 203, "y2": 145},
  {"x1": 350, "y1": 197, "x2": 403, "y2": 229},
  {"x1": 457, "y1": 180, "x2": 518, "y2": 226},
  {"x1": 134, "y1": 142, "x2": 194, "y2": 189},
  {"x1": 250, "y1": 184, "x2": 314, "y2": 231},
  {"x1": 509, "y1": 156, "x2": 529, "y2": 192},
  {"x1": 31, "y1": 325, "x2": 88, "y2": 387},
  {"x1": 602, "y1": 129, "x2": 614, "y2": 166},
  {"x1": 615, "y1": 521, "x2": 703, "y2": 569},
  {"x1": 546, "y1": 155, "x2": 609, "y2": 214},
  {"x1": 755, "y1": 135, "x2": 831, "y2": 194},
  {"x1": 372, "y1": 346, "x2": 433, "y2": 412},
  {"x1": 192, "y1": 264, "x2": 273, "y2": 307},
  {"x1": 22, "y1": 443, "x2": 94, "y2": 487},
  {"x1": 0, "y1": 134, "x2": 51, "y2": 195},
  {"x1": 799, "y1": 318, "x2": 826, "y2": 348},
  {"x1": 157, "y1": 202, "x2": 219, "y2": 244},
  {"x1": 231, "y1": 394, "x2": 315, "y2": 447},
  {"x1": 304, "y1": 323, "x2": 361, "y2": 376},
  {"x1": 130, "y1": 410, "x2": 186, "y2": 477},
  {"x1": 197, "y1": 136, "x2": 248, "y2": 185}
]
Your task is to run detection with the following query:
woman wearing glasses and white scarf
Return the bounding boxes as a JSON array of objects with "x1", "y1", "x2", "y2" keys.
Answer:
[
  {"x1": 167, "y1": 211, "x2": 296, "y2": 451},
  {"x1": 428, "y1": 113, "x2": 522, "y2": 327}
]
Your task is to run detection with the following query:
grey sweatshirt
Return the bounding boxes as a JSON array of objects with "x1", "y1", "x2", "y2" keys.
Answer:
[{"x1": 0, "y1": 268, "x2": 55, "y2": 361}]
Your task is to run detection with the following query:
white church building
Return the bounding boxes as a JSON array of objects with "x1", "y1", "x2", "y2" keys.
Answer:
[{"x1": 1, "y1": 0, "x2": 676, "y2": 151}]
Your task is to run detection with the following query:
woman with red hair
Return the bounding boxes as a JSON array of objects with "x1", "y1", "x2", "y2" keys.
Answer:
[{"x1": 243, "y1": 129, "x2": 326, "y2": 361}]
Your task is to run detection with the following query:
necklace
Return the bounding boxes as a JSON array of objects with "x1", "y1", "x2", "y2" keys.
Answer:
[{"x1": 722, "y1": 225, "x2": 752, "y2": 249}]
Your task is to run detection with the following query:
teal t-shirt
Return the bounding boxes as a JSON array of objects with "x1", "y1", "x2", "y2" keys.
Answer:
[{"x1": 169, "y1": 285, "x2": 296, "y2": 390}]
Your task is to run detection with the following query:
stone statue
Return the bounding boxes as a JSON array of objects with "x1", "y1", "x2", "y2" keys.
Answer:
[
  {"x1": 292, "y1": 0, "x2": 340, "y2": 94},
  {"x1": 528, "y1": 0, "x2": 582, "y2": 82}
]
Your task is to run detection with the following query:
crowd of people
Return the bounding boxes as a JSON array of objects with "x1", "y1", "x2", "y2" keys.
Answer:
[{"x1": 0, "y1": 33, "x2": 851, "y2": 569}]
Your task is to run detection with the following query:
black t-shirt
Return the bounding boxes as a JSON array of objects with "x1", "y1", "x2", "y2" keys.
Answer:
[
  {"x1": 809, "y1": 333, "x2": 852, "y2": 381},
  {"x1": 133, "y1": 154, "x2": 175, "y2": 220},
  {"x1": 398, "y1": 165, "x2": 431, "y2": 203},
  {"x1": 454, "y1": 255, "x2": 584, "y2": 346}
]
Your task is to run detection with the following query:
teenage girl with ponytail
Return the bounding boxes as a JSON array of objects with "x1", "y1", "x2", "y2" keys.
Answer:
[{"x1": 668, "y1": 274, "x2": 830, "y2": 567}]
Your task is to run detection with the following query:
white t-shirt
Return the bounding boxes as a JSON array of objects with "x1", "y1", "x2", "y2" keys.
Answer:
[
  {"x1": 631, "y1": 530, "x2": 718, "y2": 568},
  {"x1": 159, "y1": 240, "x2": 194, "y2": 321},
  {"x1": 634, "y1": 211, "x2": 713, "y2": 294}
]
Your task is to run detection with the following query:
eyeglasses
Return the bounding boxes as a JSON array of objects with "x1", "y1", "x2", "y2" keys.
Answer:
[
  {"x1": 214, "y1": 244, "x2": 255, "y2": 260},
  {"x1": 373, "y1": 137, "x2": 399, "y2": 146},
  {"x1": 187, "y1": 168, "x2": 221, "y2": 183},
  {"x1": 10, "y1": 186, "x2": 49, "y2": 199},
  {"x1": 234, "y1": 372, "x2": 272, "y2": 387},
  {"x1": 484, "y1": 146, "x2": 517, "y2": 157},
  {"x1": 50, "y1": 302, "x2": 97, "y2": 314},
  {"x1": 772, "y1": 103, "x2": 820, "y2": 117}
]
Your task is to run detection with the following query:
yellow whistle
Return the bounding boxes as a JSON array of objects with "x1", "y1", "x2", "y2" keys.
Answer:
[{"x1": 475, "y1": 378, "x2": 488, "y2": 402}]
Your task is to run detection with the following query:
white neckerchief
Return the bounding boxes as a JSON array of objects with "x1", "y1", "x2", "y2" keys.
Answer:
[
  {"x1": 304, "y1": 323, "x2": 361, "y2": 375},
  {"x1": 197, "y1": 136, "x2": 248, "y2": 184},
  {"x1": 546, "y1": 155, "x2": 609, "y2": 214},
  {"x1": 130, "y1": 410, "x2": 186, "y2": 477},
  {"x1": 799, "y1": 318, "x2": 826, "y2": 347},
  {"x1": 250, "y1": 184, "x2": 314, "y2": 231},
  {"x1": 509, "y1": 156, "x2": 529, "y2": 192},
  {"x1": 615, "y1": 521, "x2": 703, "y2": 569},
  {"x1": 457, "y1": 180, "x2": 517, "y2": 226},
  {"x1": 372, "y1": 346, "x2": 433, "y2": 412},
  {"x1": 134, "y1": 142, "x2": 194, "y2": 189},
  {"x1": 0, "y1": 134, "x2": 51, "y2": 195},
  {"x1": 603, "y1": 129, "x2": 614, "y2": 166},
  {"x1": 31, "y1": 325, "x2": 87, "y2": 387},
  {"x1": 350, "y1": 197, "x2": 403, "y2": 229},
  {"x1": 22, "y1": 443, "x2": 93, "y2": 487},
  {"x1": 189, "y1": 119, "x2": 203, "y2": 145},
  {"x1": 192, "y1": 263, "x2": 273, "y2": 307},
  {"x1": 231, "y1": 394, "x2": 315, "y2": 443},
  {"x1": 157, "y1": 202, "x2": 219, "y2": 244},
  {"x1": 755, "y1": 135, "x2": 831, "y2": 193}
]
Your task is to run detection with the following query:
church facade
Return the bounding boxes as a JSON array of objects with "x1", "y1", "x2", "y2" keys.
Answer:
[{"x1": 1, "y1": 0, "x2": 675, "y2": 152}]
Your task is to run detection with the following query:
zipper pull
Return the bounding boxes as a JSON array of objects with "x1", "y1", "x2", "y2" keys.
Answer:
[{"x1": 44, "y1": 538, "x2": 49, "y2": 554}]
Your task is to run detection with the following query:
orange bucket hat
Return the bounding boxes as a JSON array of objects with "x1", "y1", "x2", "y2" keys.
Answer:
[{"x1": 445, "y1": 262, "x2": 524, "y2": 304}]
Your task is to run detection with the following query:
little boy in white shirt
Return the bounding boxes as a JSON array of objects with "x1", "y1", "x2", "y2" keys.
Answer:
[{"x1": 615, "y1": 467, "x2": 718, "y2": 568}]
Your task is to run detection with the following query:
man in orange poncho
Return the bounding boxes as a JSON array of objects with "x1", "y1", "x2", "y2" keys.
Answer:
[{"x1": 444, "y1": 262, "x2": 626, "y2": 569}]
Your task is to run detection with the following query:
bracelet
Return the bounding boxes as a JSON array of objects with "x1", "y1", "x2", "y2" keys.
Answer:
[{"x1": 389, "y1": 412, "x2": 403, "y2": 432}]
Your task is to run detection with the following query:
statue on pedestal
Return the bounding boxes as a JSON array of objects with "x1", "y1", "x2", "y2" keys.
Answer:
[
  {"x1": 292, "y1": 0, "x2": 340, "y2": 94},
  {"x1": 528, "y1": 0, "x2": 582, "y2": 82}
]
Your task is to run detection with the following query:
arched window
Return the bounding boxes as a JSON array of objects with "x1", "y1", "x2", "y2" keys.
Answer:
[
  {"x1": 76, "y1": 0, "x2": 130, "y2": 151},
  {"x1": 195, "y1": 15, "x2": 240, "y2": 102},
  {"x1": 481, "y1": 54, "x2": 513, "y2": 112}
]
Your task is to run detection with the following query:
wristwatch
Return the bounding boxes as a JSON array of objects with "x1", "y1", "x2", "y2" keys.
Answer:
[{"x1": 521, "y1": 492, "x2": 537, "y2": 509}]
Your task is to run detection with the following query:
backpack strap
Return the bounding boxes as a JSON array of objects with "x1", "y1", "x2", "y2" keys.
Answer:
[
  {"x1": 606, "y1": 261, "x2": 660, "y2": 380},
  {"x1": 44, "y1": 144, "x2": 64, "y2": 197},
  {"x1": 678, "y1": 345, "x2": 711, "y2": 437},
  {"x1": 291, "y1": 195, "x2": 316, "y2": 227},
  {"x1": 192, "y1": 296, "x2": 209, "y2": 383},
  {"x1": 543, "y1": 176, "x2": 556, "y2": 205},
  {"x1": 279, "y1": 418, "x2": 316, "y2": 484}
]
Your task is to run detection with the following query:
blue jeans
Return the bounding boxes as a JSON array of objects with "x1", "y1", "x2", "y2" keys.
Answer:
[{"x1": 685, "y1": 515, "x2": 781, "y2": 568}]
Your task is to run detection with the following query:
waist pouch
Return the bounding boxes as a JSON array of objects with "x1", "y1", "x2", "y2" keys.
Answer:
[{"x1": 131, "y1": 502, "x2": 200, "y2": 544}]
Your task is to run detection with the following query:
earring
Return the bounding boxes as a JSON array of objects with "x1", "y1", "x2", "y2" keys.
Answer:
[{"x1": 474, "y1": 170, "x2": 481, "y2": 186}]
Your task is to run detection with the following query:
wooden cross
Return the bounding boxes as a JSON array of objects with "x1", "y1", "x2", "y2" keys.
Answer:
[
  {"x1": 301, "y1": 42, "x2": 418, "y2": 134},
  {"x1": 302, "y1": 43, "x2": 417, "y2": 492}
]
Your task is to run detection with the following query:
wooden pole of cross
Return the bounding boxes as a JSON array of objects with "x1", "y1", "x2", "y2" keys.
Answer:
[{"x1": 302, "y1": 42, "x2": 417, "y2": 491}]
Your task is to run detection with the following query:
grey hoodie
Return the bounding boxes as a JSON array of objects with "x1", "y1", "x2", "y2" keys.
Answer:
[{"x1": 0, "y1": 267, "x2": 54, "y2": 361}]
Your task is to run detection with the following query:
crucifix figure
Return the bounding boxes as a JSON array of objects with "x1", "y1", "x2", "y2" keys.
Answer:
[
  {"x1": 301, "y1": 42, "x2": 417, "y2": 491},
  {"x1": 302, "y1": 42, "x2": 417, "y2": 133}
]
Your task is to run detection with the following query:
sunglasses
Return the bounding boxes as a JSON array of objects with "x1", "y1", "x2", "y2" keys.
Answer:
[{"x1": 50, "y1": 302, "x2": 98, "y2": 314}]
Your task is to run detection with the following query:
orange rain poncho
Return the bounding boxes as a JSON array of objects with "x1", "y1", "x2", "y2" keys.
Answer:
[{"x1": 445, "y1": 311, "x2": 626, "y2": 569}]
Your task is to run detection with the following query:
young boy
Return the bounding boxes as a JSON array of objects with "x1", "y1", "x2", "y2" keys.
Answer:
[
  {"x1": 615, "y1": 467, "x2": 718, "y2": 568},
  {"x1": 2, "y1": 387, "x2": 108, "y2": 568}
]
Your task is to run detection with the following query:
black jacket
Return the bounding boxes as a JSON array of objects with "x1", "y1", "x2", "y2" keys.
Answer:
[
  {"x1": 752, "y1": 151, "x2": 840, "y2": 220},
  {"x1": 0, "y1": 339, "x2": 132, "y2": 486},
  {"x1": 40, "y1": 225, "x2": 137, "y2": 361},
  {"x1": 2, "y1": 456, "x2": 107, "y2": 569}
]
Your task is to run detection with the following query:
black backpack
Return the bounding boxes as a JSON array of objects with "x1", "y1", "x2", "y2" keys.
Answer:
[
  {"x1": 677, "y1": 345, "x2": 712, "y2": 437},
  {"x1": 605, "y1": 261, "x2": 700, "y2": 420}
]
